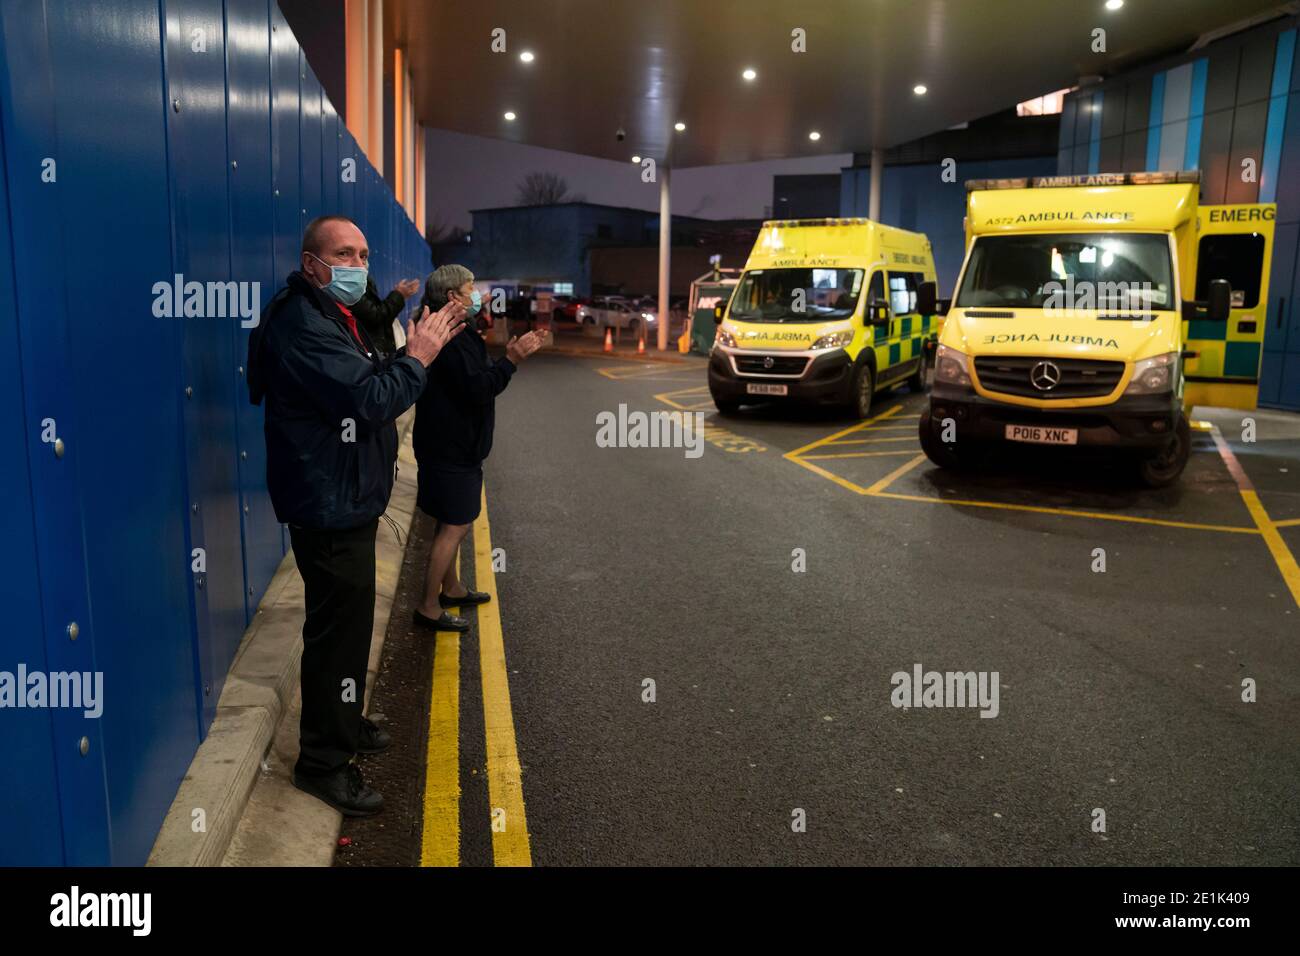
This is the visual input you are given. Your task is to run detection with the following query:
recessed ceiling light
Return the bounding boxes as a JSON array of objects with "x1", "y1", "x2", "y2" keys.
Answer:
[
  {"x1": 1105, "y1": 0, "x2": 1123, "y2": 9},
  {"x1": 519, "y1": 51, "x2": 535, "y2": 63},
  {"x1": 808, "y1": 131, "x2": 821, "y2": 141},
  {"x1": 503, "y1": 111, "x2": 516, "y2": 121},
  {"x1": 631, "y1": 155, "x2": 642, "y2": 163},
  {"x1": 742, "y1": 68, "x2": 757, "y2": 81},
  {"x1": 913, "y1": 84, "x2": 928, "y2": 95},
  {"x1": 674, "y1": 121, "x2": 686, "y2": 131}
]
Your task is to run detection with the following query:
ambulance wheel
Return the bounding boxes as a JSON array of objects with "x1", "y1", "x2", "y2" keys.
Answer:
[
  {"x1": 907, "y1": 352, "x2": 929, "y2": 393},
  {"x1": 919, "y1": 407, "x2": 970, "y2": 471},
  {"x1": 712, "y1": 394, "x2": 741, "y2": 416},
  {"x1": 1136, "y1": 413, "x2": 1190, "y2": 488},
  {"x1": 850, "y1": 362, "x2": 875, "y2": 419}
]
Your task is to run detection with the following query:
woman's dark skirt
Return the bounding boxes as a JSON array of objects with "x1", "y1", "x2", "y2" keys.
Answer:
[{"x1": 416, "y1": 463, "x2": 484, "y2": 525}]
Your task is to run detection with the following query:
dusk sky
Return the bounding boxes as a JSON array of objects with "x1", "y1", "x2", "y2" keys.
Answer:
[{"x1": 424, "y1": 128, "x2": 852, "y2": 233}]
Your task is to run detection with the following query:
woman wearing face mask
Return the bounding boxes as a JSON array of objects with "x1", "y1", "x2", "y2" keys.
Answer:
[{"x1": 411, "y1": 264, "x2": 546, "y2": 632}]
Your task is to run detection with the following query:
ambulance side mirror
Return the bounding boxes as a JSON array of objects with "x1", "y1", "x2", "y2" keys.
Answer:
[
  {"x1": 917, "y1": 281, "x2": 939, "y2": 316},
  {"x1": 865, "y1": 298, "x2": 889, "y2": 326},
  {"x1": 1206, "y1": 279, "x2": 1231, "y2": 322}
]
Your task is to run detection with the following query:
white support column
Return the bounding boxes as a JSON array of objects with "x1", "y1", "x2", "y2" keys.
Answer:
[
  {"x1": 657, "y1": 164, "x2": 671, "y2": 351},
  {"x1": 868, "y1": 147, "x2": 883, "y2": 221}
]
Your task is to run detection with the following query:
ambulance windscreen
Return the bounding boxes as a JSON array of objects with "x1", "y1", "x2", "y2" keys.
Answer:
[
  {"x1": 955, "y1": 233, "x2": 1174, "y2": 312},
  {"x1": 729, "y1": 267, "x2": 865, "y2": 322}
]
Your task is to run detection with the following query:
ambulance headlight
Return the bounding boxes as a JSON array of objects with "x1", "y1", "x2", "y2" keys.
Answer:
[
  {"x1": 934, "y1": 344, "x2": 972, "y2": 388},
  {"x1": 810, "y1": 330, "x2": 854, "y2": 351},
  {"x1": 716, "y1": 326, "x2": 737, "y2": 348},
  {"x1": 1124, "y1": 352, "x2": 1177, "y2": 394}
]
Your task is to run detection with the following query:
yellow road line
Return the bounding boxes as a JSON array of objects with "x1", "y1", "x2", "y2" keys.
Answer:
[
  {"x1": 785, "y1": 404, "x2": 903, "y2": 459},
  {"x1": 826, "y1": 426, "x2": 917, "y2": 440},
  {"x1": 785, "y1": 456, "x2": 874, "y2": 494},
  {"x1": 840, "y1": 435, "x2": 916, "y2": 444},
  {"x1": 420, "y1": 553, "x2": 460, "y2": 867},
  {"x1": 802, "y1": 450, "x2": 919, "y2": 460},
  {"x1": 654, "y1": 385, "x2": 712, "y2": 411},
  {"x1": 868, "y1": 489, "x2": 1260, "y2": 534},
  {"x1": 596, "y1": 365, "x2": 698, "y2": 381},
  {"x1": 473, "y1": 489, "x2": 532, "y2": 866},
  {"x1": 1209, "y1": 426, "x2": 1300, "y2": 608},
  {"x1": 1274, "y1": 517, "x2": 1300, "y2": 528},
  {"x1": 420, "y1": 633, "x2": 460, "y2": 866},
  {"x1": 866, "y1": 454, "x2": 928, "y2": 493}
]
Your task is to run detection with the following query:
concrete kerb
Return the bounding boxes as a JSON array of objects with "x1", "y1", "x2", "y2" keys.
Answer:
[{"x1": 147, "y1": 408, "x2": 418, "y2": 867}]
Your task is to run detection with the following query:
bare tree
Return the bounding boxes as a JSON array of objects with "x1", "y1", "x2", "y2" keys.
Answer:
[{"x1": 516, "y1": 171, "x2": 578, "y2": 206}]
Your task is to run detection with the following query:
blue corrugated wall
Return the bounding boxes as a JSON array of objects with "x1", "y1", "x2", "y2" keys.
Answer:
[
  {"x1": 0, "y1": 0, "x2": 429, "y2": 865},
  {"x1": 1058, "y1": 17, "x2": 1300, "y2": 411}
]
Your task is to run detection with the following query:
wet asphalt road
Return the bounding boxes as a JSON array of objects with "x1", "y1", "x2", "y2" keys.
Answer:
[{"x1": 463, "y1": 350, "x2": 1299, "y2": 865}]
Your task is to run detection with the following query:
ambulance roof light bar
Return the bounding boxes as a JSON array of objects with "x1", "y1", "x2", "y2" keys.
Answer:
[
  {"x1": 965, "y1": 170, "x2": 1201, "y2": 191},
  {"x1": 761, "y1": 217, "x2": 875, "y2": 228}
]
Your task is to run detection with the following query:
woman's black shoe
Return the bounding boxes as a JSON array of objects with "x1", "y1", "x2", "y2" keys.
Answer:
[
  {"x1": 357, "y1": 716, "x2": 391, "y2": 755},
  {"x1": 413, "y1": 608, "x2": 470, "y2": 632},
  {"x1": 439, "y1": 589, "x2": 491, "y2": 608},
  {"x1": 292, "y1": 764, "x2": 384, "y2": 817}
]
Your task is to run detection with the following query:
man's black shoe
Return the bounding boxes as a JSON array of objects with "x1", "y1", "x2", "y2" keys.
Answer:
[
  {"x1": 357, "y1": 716, "x2": 391, "y2": 755},
  {"x1": 439, "y1": 588, "x2": 491, "y2": 608},
  {"x1": 292, "y1": 764, "x2": 384, "y2": 817},
  {"x1": 413, "y1": 608, "x2": 470, "y2": 632}
]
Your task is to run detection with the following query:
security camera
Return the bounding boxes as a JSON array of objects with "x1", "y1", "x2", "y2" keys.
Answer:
[{"x1": 615, "y1": 127, "x2": 626, "y2": 142}]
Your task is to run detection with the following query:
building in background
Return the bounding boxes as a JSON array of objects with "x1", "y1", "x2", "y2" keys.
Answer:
[
  {"x1": 1055, "y1": 15, "x2": 1299, "y2": 411},
  {"x1": 840, "y1": 109, "x2": 1062, "y2": 295},
  {"x1": 459, "y1": 201, "x2": 760, "y2": 298},
  {"x1": 771, "y1": 173, "x2": 842, "y2": 219}
]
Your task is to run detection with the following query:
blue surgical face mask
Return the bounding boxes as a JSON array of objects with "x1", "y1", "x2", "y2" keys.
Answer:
[
  {"x1": 464, "y1": 289, "x2": 483, "y2": 317},
  {"x1": 308, "y1": 252, "x2": 367, "y2": 306}
]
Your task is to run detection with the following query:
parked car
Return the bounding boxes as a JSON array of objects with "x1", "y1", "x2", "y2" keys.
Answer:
[
  {"x1": 576, "y1": 296, "x2": 659, "y2": 334},
  {"x1": 554, "y1": 295, "x2": 589, "y2": 321}
]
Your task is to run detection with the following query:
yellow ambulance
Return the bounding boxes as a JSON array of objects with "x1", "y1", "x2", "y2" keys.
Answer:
[
  {"x1": 708, "y1": 218, "x2": 940, "y2": 418},
  {"x1": 920, "y1": 171, "x2": 1273, "y2": 487}
]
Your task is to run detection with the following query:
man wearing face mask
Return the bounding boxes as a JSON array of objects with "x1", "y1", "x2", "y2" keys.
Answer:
[
  {"x1": 412, "y1": 265, "x2": 546, "y2": 632},
  {"x1": 247, "y1": 216, "x2": 466, "y2": 817}
]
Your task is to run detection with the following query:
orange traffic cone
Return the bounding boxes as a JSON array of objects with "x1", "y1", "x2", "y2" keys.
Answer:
[
  {"x1": 637, "y1": 334, "x2": 646, "y2": 355},
  {"x1": 603, "y1": 327, "x2": 613, "y2": 352}
]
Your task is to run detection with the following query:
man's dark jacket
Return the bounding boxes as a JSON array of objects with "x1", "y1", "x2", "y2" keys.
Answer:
[
  {"x1": 351, "y1": 276, "x2": 405, "y2": 355},
  {"x1": 248, "y1": 271, "x2": 426, "y2": 530},
  {"x1": 412, "y1": 322, "x2": 514, "y2": 468}
]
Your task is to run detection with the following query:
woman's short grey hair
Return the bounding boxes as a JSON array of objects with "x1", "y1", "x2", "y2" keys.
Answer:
[{"x1": 424, "y1": 264, "x2": 474, "y2": 309}]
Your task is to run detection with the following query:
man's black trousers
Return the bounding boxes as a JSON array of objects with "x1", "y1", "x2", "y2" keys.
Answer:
[{"x1": 288, "y1": 518, "x2": 378, "y2": 777}]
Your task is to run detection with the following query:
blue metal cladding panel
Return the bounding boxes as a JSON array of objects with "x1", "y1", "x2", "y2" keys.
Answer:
[
  {"x1": 44, "y1": 0, "x2": 203, "y2": 865},
  {"x1": 0, "y1": 1, "x2": 110, "y2": 866},
  {"x1": 0, "y1": 39, "x2": 64, "y2": 866},
  {"x1": 0, "y1": 0, "x2": 430, "y2": 864},
  {"x1": 163, "y1": 0, "x2": 247, "y2": 731},
  {"x1": 1260, "y1": 222, "x2": 1296, "y2": 408},
  {"x1": 337, "y1": 128, "x2": 357, "y2": 220},
  {"x1": 299, "y1": 59, "x2": 322, "y2": 224},
  {"x1": 270, "y1": 1, "x2": 300, "y2": 293},
  {"x1": 321, "y1": 94, "x2": 339, "y2": 214},
  {"x1": 226, "y1": 0, "x2": 283, "y2": 620}
]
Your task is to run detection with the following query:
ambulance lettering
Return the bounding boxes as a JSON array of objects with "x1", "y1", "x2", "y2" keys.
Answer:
[{"x1": 983, "y1": 333, "x2": 1120, "y2": 348}]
